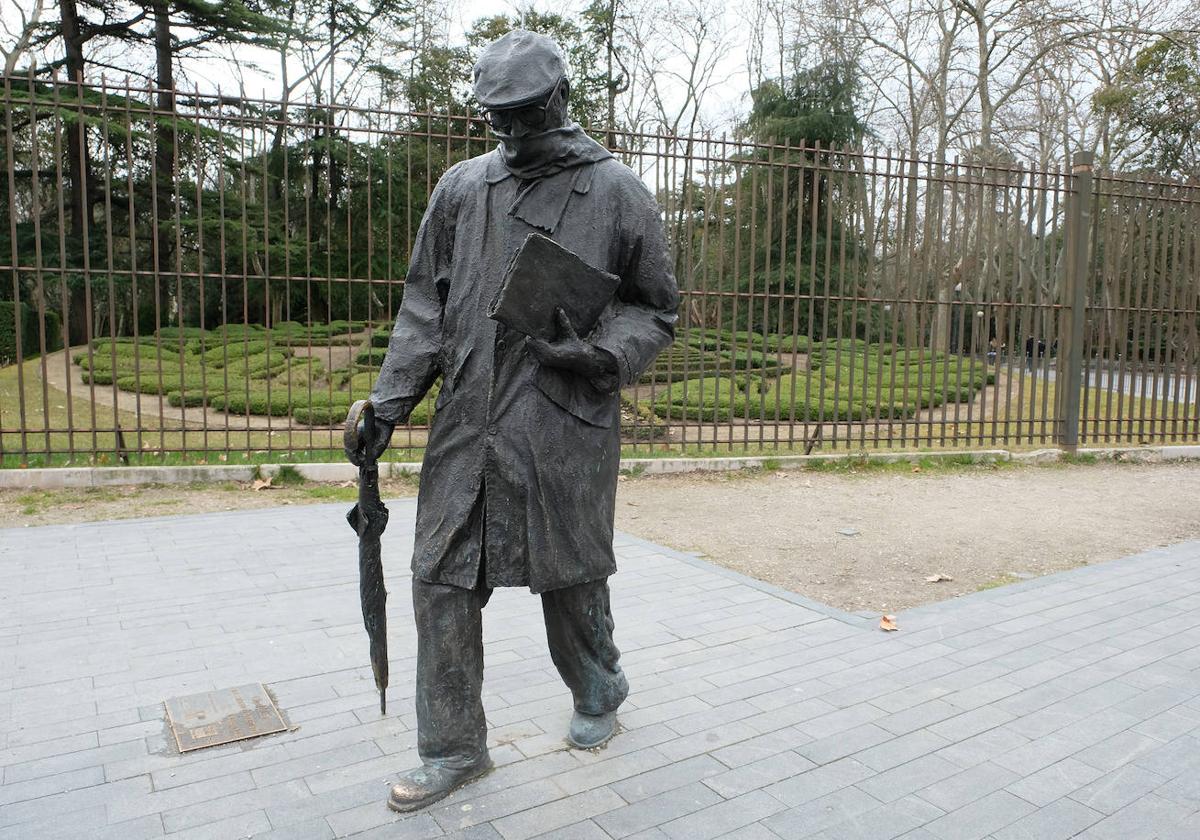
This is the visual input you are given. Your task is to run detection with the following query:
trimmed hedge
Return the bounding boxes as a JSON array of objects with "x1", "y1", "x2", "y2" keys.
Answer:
[
  {"x1": 641, "y1": 342, "x2": 788, "y2": 385},
  {"x1": 1, "y1": 301, "x2": 63, "y2": 364},
  {"x1": 354, "y1": 346, "x2": 388, "y2": 366},
  {"x1": 77, "y1": 343, "x2": 186, "y2": 369}
]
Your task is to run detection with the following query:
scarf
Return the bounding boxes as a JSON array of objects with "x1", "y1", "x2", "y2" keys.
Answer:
[{"x1": 493, "y1": 123, "x2": 612, "y2": 180}]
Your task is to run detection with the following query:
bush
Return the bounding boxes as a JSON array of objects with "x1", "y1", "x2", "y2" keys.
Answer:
[
  {"x1": 77, "y1": 343, "x2": 186, "y2": 370},
  {"x1": 209, "y1": 387, "x2": 293, "y2": 417},
  {"x1": 155, "y1": 326, "x2": 210, "y2": 341},
  {"x1": 0, "y1": 301, "x2": 64, "y2": 364},
  {"x1": 355, "y1": 346, "x2": 388, "y2": 366},
  {"x1": 650, "y1": 369, "x2": 930, "y2": 424},
  {"x1": 216, "y1": 350, "x2": 290, "y2": 379},
  {"x1": 166, "y1": 390, "x2": 208, "y2": 408},
  {"x1": 201, "y1": 340, "x2": 277, "y2": 366},
  {"x1": 652, "y1": 376, "x2": 761, "y2": 422},
  {"x1": 80, "y1": 368, "x2": 116, "y2": 385},
  {"x1": 640, "y1": 342, "x2": 788, "y2": 385}
]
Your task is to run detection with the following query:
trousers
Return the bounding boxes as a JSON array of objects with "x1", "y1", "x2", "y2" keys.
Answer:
[{"x1": 412, "y1": 573, "x2": 629, "y2": 768}]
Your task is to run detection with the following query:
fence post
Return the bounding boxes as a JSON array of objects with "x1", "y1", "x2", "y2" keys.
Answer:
[{"x1": 1057, "y1": 150, "x2": 1094, "y2": 452}]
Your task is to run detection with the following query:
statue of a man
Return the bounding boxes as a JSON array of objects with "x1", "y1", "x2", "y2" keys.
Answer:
[{"x1": 349, "y1": 28, "x2": 679, "y2": 812}]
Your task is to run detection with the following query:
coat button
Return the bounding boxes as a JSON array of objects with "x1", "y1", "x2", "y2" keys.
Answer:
[
  {"x1": 496, "y1": 339, "x2": 506, "y2": 352},
  {"x1": 487, "y1": 425, "x2": 498, "y2": 436}
]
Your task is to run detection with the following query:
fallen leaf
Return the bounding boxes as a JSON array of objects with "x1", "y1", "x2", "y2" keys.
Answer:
[
  {"x1": 925, "y1": 574, "x2": 953, "y2": 583},
  {"x1": 838, "y1": 527, "x2": 860, "y2": 537},
  {"x1": 252, "y1": 477, "x2": 273, "y2": 491},
  {"x1": 338, "y1": 480, "x2": 355, "y2": 488},
  {"x1": 879, "y1": 615, "x2": 898, "y2": 632},
  {"x1": 911, "y1": 465, "x2": 921, "y2": 473}
]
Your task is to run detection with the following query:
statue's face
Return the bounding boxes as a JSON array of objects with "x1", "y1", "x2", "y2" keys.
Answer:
[{"x1": 484, "y1": 77, "x2": 569, "y2": 140}]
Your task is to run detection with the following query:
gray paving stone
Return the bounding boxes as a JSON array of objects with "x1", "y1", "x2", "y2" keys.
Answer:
[
  {"x1": 1002, "y1": 757, "x2": 1105, "y2": 807},
  {"x1": 658, "y1": 790, "x2": 785, "y2": 840},
  {"x1": 594, "y1": 782, "x2": 722, "y2": 838},
  {"x1": 990, "y1": 797, "x2": 1104, "y2": 840},
  {"x1": 1072, "y1": 793, "x2": 1193, "y2": 839},
  {"x1": 610, "y1": 755, "x2": 726, "y2": 803},
  {"x1": 763, "y1": 757, "x2": 874, "y2": 808},
  {"x1": 430, "y1": 779, "x2": 565, "y2": 834},
  {"x1": 921, "y1": 790, "x2": 1035, "y2": 840},
  {"x1": 552, "y1": 746, "x2": 672, "y2": 796},
  {"x1": 855, "y1": 729, "x2": 949, "y2": 772},
  {"x1": 1151, "y1": 810, "x2": 1200, "y2": 840},
  {"x1": 855, "y1": 754, "x2": 960, "y2": 804},
  {"x1": 991, "y1": 733, "x2": 1084, "y2": 775},
  {"x1": 914, "y1": 761, "x2": 1021, "y2": 813},
  {"x1": 1132, "y1": 709, "x2": 1200, "y2": 742},
  {"x1": 527, "y1": 818, "x2": 611, "y2": 839},
  {"x1": 248, "y1": 818, "x2": 336, "y2": 840},
  {"x1": 702, "y1": 750, "x2": 815, "y2": 799},
  {"x1": 162, "y1": 809, "x2": 272, "y2": 839},
  {"x1": 707, "y1": 729, "x2": 810, "y2": 769},
  {"x1": 934, "y1": 725, "x2": 1031, "y2": 769},
  {"x1": 760, "y1": 785, "x2": 880, "y2": 838},
  {"x1": 710, "y1": 823, "x2": 780, "y2": 839},
  {"x1": 490, "y1": 787, "x2": 625, "y2": 840},
  {"x1": 795, "y1": 724, "x2": 893, "y2": 766},
  {"x1": 1069, "y1": 764, "x2": 1169, "y2": 814},
  {"x1": 804, "y1": 794, "x2": 944, "y2": 840},
  {"x1": 5, "y1": 507, "x2": 1200, "y2": 840}
]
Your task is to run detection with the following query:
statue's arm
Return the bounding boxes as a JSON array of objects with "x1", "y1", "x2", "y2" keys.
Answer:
[
  {"x1": 369, "y1": 165, "x2": 463, "y2": 424},
  {"x1": 591, "y1": 183, "x2": 680, "y2": 388}
]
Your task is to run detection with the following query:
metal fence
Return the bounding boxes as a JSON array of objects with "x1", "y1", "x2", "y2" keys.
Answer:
[{"x1": 1, "y1": 73, "x2": 1198, "y2": 465}]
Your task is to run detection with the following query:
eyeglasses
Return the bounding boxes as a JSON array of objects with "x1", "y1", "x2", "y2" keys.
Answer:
[{"x1": 482, "y1": 77, "x2": 564, "y2": 132}]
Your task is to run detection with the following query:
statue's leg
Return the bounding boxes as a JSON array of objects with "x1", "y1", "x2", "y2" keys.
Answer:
[
  {"x1": 387, "y1": 576, "x2": 493, "y2": 812},
  {"x1": 541, "y1": 577, "x2": 629, "y2": 749}
]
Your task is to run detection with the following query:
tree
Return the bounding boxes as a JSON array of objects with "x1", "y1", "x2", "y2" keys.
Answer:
[
  {"x1": 1, "y1": 0, "x2": 53, "y2": 74},
  {"x1": 1097, "y1": 34, "x2": 1200, "y2": 180}
]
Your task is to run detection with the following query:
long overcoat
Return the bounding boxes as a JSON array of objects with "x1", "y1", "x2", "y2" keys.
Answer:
[{"x1": 370, "y1": 148, "x2": 678, "y2": 593}]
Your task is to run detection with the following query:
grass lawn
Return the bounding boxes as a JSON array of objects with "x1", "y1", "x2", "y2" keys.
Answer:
[{"x1": 2, "y1": 325, "x2": 1197, "y2": 466}]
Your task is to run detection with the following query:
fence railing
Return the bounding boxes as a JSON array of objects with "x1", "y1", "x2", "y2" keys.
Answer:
[{"x1": 1, "y1": 74, "x2": 1198, "y2": 465}]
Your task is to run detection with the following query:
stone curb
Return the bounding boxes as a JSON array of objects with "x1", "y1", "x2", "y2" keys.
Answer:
[{"x1": 2, "y1": 445, "x2": 1198, "y2": 489}]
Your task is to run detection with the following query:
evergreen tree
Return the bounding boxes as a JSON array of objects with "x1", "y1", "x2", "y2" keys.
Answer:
[{"x1": 1097, "y1": 35, "x2": 1200, "y2": 180}]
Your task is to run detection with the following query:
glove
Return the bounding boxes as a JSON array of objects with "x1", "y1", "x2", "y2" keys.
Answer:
[
  {"x1": 346, "y1": 415, "x2": 395, "y2": 467},
  {"x1": 527, "y1": 308, "x2": 619, "y2": 391}
]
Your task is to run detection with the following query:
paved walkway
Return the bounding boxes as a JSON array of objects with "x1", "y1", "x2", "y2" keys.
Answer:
[{"x1": 3, "y1": 502, "x2": 1200, "y2": 840}]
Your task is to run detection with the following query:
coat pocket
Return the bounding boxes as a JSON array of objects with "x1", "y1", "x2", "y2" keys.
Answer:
[
  {"x1": 533, "y1": 365, "x2": 615, "y2": 428},
  {"x1": 434, "y1": 346, "x2": 473, "y2": 410}
]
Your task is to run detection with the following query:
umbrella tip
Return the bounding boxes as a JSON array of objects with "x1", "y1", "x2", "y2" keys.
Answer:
[{"x1": 380, "y1": 691, "x2": 386, "y2": 716}]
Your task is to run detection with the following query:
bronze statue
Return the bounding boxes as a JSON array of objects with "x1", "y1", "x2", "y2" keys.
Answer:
[{"x1": 346, "y1": 28, "x2": 679, "y2": 813}]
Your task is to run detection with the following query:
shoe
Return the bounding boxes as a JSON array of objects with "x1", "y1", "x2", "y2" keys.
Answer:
[
  {"x1": 386, "y1": 757, "x2": 493, "y2": 813},
  {"x1": 567, "y1": 710, "x2": 618, "y2": 749}
]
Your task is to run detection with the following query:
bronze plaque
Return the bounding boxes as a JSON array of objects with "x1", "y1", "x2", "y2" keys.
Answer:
[{"x1": 164, "y1": 684, "x2": 287, "y2": 752}]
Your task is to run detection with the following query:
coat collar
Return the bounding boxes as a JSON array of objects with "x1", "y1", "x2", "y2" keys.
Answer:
[{"x1": 485, "y1": 151, "x2": 601, "y2": 233}]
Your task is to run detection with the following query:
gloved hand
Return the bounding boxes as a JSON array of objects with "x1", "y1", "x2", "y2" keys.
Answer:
[
  {"x1": 346, "y1": 414, "x2": 395, "y2": 467},
  {"x1": 527, "y1": 308, "x2": 618, "y2": 388}
]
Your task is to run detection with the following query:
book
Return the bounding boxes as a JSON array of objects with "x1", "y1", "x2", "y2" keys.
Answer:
[{"x1": 487, "y1": 233, "x2": 621, "y2": 341}]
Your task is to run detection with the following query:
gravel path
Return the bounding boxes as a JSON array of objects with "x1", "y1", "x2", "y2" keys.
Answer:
[
  {"x1": 4, "y1": 461, "x2": 1198, "y2": 614},
  {"x1": 611, "y1": 461, "x2": 1200, "y2": 613}
]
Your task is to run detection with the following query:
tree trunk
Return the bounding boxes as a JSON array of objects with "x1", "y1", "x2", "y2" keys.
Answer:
[
  {"x1": 152, "y1": 2, "x2": 178, "y2": 321},
  {"x1": 58, "y1": 0, "x2": 93, "y2": 344}
]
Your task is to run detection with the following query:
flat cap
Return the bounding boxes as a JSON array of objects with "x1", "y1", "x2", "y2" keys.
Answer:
[{"x1": 472, "y1": 29, "x2": 566, "y2": 109}]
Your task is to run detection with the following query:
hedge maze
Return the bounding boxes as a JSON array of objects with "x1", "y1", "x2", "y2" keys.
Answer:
[{"x1": 72, "y1": 322, "x2": 993, "y2": 432}]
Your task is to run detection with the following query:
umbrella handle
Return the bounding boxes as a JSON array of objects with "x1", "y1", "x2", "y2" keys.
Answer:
[{"x1": 344, "y1": 399, "x2": 376, "y2": 464}]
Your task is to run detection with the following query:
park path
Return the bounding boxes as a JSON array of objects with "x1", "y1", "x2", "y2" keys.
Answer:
[{"x1": 3, "y1": 501, "x2": 1200, "y2": 838}]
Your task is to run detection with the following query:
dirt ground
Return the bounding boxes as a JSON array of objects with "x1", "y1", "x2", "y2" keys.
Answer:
[{"x1": 4, "y1": 461, "x2": 1199, "y2": 614}]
